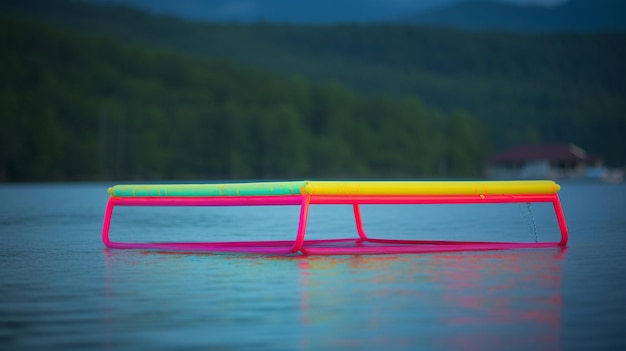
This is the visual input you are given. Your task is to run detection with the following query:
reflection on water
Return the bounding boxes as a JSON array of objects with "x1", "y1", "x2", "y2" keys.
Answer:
[{"x1": 102, "y1": 248, "x2": 565, "y2": 350}]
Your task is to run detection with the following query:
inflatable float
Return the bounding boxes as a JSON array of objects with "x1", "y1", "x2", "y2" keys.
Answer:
[{"x1": 101, "y1": 180, "x2": 568, "y2": 255}]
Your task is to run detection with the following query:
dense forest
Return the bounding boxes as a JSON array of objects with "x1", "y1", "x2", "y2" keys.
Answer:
[
  {"x1": 0, "y1": 20, "x2": 484, "y2": 181},
  {"x1": 1, "y1": 0, "x2": 625, "y2": 181}
]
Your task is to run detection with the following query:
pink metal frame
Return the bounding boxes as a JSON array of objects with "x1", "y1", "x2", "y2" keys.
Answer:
[{"x1": 102, "y1": 193, "x2": 568, "y2": 255}]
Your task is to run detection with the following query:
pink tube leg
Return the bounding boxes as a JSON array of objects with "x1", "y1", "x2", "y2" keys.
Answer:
[
  {"x1": 289, "y1": 195, "x2": 311, "y2": 253},
  {"x1": 552, "y1": 195, "x2": 569, "y2": 246},
  {"x1": 102, "y1": 197, "x2": 115, "y2": 248},
  {"x1": 352, "y1": 204, "x2": 368, "y2": 240}
]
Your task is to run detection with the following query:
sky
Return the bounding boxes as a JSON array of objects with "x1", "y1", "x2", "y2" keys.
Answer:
[{"x1": 97, "y1": 0, "x2": 572, "y2": 23}]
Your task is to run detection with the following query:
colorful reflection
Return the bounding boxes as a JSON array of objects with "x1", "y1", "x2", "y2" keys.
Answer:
[{"x1": 102, "y1": 248, "x2": 565, "y2": 350}]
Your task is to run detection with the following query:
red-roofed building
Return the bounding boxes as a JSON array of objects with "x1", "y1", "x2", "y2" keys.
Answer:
[{"x1": 486, "y1": 144, "x2": 605, "y2": 180}]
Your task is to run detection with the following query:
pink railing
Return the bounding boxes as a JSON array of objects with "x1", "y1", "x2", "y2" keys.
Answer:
[{"x1": 102, "y1": 192, "x2": 568, "y2": 255}]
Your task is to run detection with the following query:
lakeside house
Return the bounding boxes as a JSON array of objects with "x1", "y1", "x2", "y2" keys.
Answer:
[{"x1": 486, "y1": 144, "x2": 624, "y2": 183}]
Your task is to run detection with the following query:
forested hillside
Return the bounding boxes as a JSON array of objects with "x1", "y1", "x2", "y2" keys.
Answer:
[
  {"x1": 3, "y1": 0, "x2": 625, "y2": 169},
  {"x1": 0, "y1": 20, "x2": 484, "y2": 181}
]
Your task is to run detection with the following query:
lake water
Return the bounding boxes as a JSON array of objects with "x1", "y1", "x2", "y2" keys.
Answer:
[{"x1": 0, "y1": 182, "x2": 625, "y2": 350}]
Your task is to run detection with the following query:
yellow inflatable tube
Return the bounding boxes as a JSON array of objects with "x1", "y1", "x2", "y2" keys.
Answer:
[{"x1": 303, "y1": 180, "x2": 560, "y2": 196}]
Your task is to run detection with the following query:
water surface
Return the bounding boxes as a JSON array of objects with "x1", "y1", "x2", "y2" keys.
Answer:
[{"x1": 1, "y1": 183, "x2": 625, "y2": 350}]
